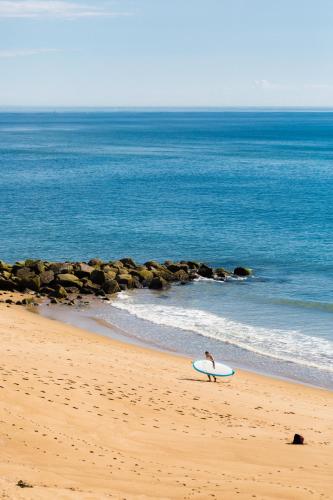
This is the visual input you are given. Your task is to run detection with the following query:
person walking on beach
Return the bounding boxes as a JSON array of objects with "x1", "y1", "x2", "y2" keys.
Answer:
[{"x1": 205, "y1": 351, "x2": 217, "y2": 382}]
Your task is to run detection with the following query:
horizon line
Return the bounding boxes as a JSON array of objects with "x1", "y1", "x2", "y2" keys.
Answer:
[{"x1": 2, "y1": 105, "x2": 333, "y2": 113}]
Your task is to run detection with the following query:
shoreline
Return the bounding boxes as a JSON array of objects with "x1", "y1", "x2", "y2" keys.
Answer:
[
  {"x1": 40, "y1": 299, "x2": 332, "y2": 392},
  {"x1": 0, "y1": 296, "x2": 332, "y2": 498}
]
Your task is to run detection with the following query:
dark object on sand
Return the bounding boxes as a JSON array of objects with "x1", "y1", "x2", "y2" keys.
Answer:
[
  {"x1": 292, "y1": 433, "x2": 304, "y2": 444},
  {"x1": 17, "y1": 480, "x2": 33, "y2": 488}
]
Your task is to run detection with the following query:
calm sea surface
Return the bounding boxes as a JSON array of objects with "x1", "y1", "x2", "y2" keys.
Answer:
[{"x1": 1, "y1": 111, "x2": 332, "y2": 387}]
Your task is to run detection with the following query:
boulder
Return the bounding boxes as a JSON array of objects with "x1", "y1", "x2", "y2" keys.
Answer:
[
  {"x1": 16, "y1": 267, "x2": 35, "y2": 280},
  {"x1": 20, "y1": 275, "x2": 41, "y2": 292},
  {"x1": 39, "y1": 270, "x2": 55, "y2": 285},
  {"x1": 49, "y1": 263, "x2": 73, "y2": 275},
  {"x1": 234, "y1": 267, "x2": 252, "y2": 277},
  {"x1": 0, "y1": 278, "x2": 16, "y2": 291},
  {"x1": 110, "y1": 260, "x2": 125, "y2": 270},
  {"x1": 214, "y1": 268, "x2": 228, "y2": 279},
  {"x1": 167, "y1": 263, "x2": 189, "y2": 273},
  {"x1": 117, "y1": 273, "x2": 134, "y2": 288},
  {"x1": 144, "y1": 260, "x2": 163, "y2": 270},
  {"x1": 75, "y1": 263, "x2": 95, "y2": 279},
  {"x1": 120, "y1": 257, "x2": 137, "y2": 268},
  {"x1": 198, "y1": 264, "x2": 214, "y2": 278},
  {"x1": 173, "y1": 270, "x2": 190, "y2": 282},
  {"x1": 25, "y1": 259, "x2": 45, "y2": 274},
  {"x1": 56, "y1": 273, "x2": 82, "y2": 288},
  {"x1": 103, "y1": 280, "x2": 121, "y2": 294},
  {"x1": 88, "y1": 258, "x2": 104, "y2": 268},
  {"x1": 0, "y1": 260, "x2": 12, "y2": 272},
  {"x1": 149, "y1": 276, "x2": 168, "y2": 290},
  {"x1": 65, "y1": 286, "x2": 80, "y2": 294},
  {"x1": 292, "y1": 434, "x2": 304, "y2": 445},
  {"x1": 90, "y1": 269, "x2": 107, "y2": 285},
  {"x1": 135, "y1": 269, "x2": 154, "y2": 283}
]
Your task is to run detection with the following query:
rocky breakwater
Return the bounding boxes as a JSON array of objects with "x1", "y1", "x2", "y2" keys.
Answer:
[{"x1": 0, "y1": 258, "x2": 251, "y2": 306}]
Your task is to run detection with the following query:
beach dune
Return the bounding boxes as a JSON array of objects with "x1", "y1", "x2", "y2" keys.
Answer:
[{"x1": 0, "y1": 297, "x2": 332, "y2": 499}]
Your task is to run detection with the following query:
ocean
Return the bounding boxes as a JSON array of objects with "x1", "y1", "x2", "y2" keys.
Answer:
[{"x1": 1, "y1": 110, "x2": 332, "y2": 388}]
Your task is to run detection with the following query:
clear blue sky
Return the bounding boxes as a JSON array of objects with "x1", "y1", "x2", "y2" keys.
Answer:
[{"x1": 1, "y1": 0, "x2": 333, "y2": 107}]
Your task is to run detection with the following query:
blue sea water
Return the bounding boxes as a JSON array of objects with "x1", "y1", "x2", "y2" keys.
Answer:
[{"x1": 1, "y1": 111, "x2": 332, "y2": 387}]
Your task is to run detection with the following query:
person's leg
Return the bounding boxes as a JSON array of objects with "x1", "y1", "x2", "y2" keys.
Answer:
[
  {"x1": 213, "y1": 376, "x2": 217, "y2": 382},
  {"x1": 207, "y1": 374, "x2": 211, "y2": 382}
]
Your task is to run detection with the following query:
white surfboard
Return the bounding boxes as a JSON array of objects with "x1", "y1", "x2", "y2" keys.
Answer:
[{"x1": 192, "y1": 359, "x2": 235, "y2": 377}]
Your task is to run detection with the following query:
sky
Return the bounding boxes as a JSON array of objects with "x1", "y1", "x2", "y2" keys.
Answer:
[{"x1": 1, "y1": 0, "x2": 333, "y2": 107}]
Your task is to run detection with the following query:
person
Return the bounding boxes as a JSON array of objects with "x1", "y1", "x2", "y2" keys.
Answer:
[{"x1": 205, "y1": 351, "x2": 217, "y2": 382}]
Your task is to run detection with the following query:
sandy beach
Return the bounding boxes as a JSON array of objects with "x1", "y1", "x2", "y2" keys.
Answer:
[{"x1": 0, "y1": 295, "x2": 332, "y2": 499}]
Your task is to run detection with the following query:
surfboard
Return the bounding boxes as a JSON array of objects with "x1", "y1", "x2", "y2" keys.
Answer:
[{"x1": 192, "y1": 359, "x2": 235, "y2": 377}]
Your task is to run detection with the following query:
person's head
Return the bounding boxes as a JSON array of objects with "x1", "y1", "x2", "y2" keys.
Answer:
[{"x1": 205, "y1": 351, "x2": 209, "y2": 355}]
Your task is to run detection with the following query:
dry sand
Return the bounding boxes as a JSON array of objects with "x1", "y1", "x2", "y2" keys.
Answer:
[{"x1": 0, "y1": 293, "x2": 332, "y2": 499}]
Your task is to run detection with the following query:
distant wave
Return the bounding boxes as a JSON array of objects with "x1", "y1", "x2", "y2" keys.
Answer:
[
  {"x1": 111, "y1": 299, "x2": 333, "y2": 373},
  {"x1": 270, "y1": 297, "x2": 333, "y2": 313}
]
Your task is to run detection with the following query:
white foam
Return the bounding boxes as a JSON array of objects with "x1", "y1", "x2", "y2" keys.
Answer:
[{"x1": 111, "y1": 299, "x2": 333, "y2": 373}]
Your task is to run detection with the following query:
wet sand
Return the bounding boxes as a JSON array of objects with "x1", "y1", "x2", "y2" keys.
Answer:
[{"x1": 0, "y1": 294, "x2": 332, "y2": 499}]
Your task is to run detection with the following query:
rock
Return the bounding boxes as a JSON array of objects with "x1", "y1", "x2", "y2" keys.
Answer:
[
  {"x1": 75, "y1": 263, "x2": 95, "y2": 279},
  {"x1": 22, "y1": 297, "x2": 35, "y2": 305},
  {"x1": 90, "y1": 269, "x2": 107, "y2": 285},
  {"x1": 50, "y1": 298, "x2": 58, "y2": 304},
  {"x1": 50, "y1": 285, "x2": 68, "y2": 299},
  {"x1": 56, "y1": 274, "x2": 82, "y2": 288},
  {"x1": 16, "y1": 267, "x2": 35, "y2": 279},
  {"x1": 17, "y1": 480, "x2": 33, "y2": 489},
  {"x1": 65, "y1": 286, "x2": 80, "y2": 294},
  {"x1": 25, "y1": 259, "x2": 45, "y2": 274},
  {"x1": 292, "y1": 434, "x2": 304, "y2": 445},
  {"x1": 39, "y1": 270, "x2": 55, "y2": 285},
  {"x1": 117, "y1": 273, "x2": 134, "y2": 288},
  {"x1": 95, "y1": 289, "x2": 106, "y2": 297},
  {"x1": 110, "y1": 260, "x2": 125, "y2": 270},
  {"x1": 144, "y1": 260, "x2": 163, "y2": 270},
  {"x1": 0, "y1": 260, "x2": 12, "y2": 272},
  {"x1": 103, "y1": 279, "x2": 121, "y2": 294},
  {"x1": 0, "y1": 277, "x2": 16, "y2": 291},
  {"x1": 120, "y1": 257, "x2": 137, "y2": 268},
  {"x1": 49, "y1": 262, "x2": 73, "y2": 275},
  {"x1": 149, "y1": 276, "x2": 168, "y2": 290},
  {"x1": 88, "y1": 258, "x2": 104, "y2": 267},
  {"x1": 20, "y1": 276, "x2": 41, "y2": 292},
  {"x1": 173, "y1": 270, "x2": 190, "y2": 282},
  {"x1": 197, "y1": 264, "x2": 214, "y2": 279},
  {"x1": 167, "y1": 263, "x2": 189, "y2": 273},
  {"x1": 214, "y1": 267, "x2": 230, "y2": 280},
  {"x1": 185, "y1": 261, "x2": 200, "y2": 270},
  {"x1": 234, "y1": 267, "x2": 252, "y2": 277},
  {"x1": 135, "y1": 269, "x2": 154, "y2": 283}
]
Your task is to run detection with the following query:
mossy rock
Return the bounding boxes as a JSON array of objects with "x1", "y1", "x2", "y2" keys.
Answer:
[
  {"x1": 0, "y1": 260, "x2": 12, "y2": 272},
  {"x1": 117, "y1": 273, "x2": 134, "y2": 288},
  {"x1": 173, "y1": 270, "x2": 190, "y2": 281},
  {"x1": 103, "y1": 279, "x2": 121, "y2": 294},
  {"x1": 120, "y1": 257, "x2": 137, "y2": 268},
  {"x1": 56, "y1": 273, "x2": 82, "y2": 288},
  {"x1": 20, "y1": 276, "x2": 41, "y2": 292},
  {"x1": 136, "y1": 269, "x2": 154, "y2": 282}
]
